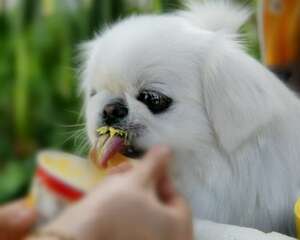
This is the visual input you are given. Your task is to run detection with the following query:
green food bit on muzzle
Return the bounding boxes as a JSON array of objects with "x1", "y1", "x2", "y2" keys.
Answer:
[{"x1": 96, "y1": 127, "x2": 128, "y2": 140}]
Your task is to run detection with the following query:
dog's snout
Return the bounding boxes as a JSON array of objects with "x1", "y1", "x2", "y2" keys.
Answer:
[{"x1": 102, "y1": 101, "x2": 128, "y2": 125}]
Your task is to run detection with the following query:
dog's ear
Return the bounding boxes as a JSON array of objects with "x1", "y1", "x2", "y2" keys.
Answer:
[
  {"x1": 202, "y1": 38, "x2": 285, "y2": 153},
  {"x1": 179, "y1": 0, "x2": 279, "y2": 152}
]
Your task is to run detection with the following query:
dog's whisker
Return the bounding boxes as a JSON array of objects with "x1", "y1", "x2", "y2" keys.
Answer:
[
  {"x1": 58, "y1": 123, "x2": 86, "y2": 128},
  {"x1": 59, "y1": 128, "x2": 86, "y2": 135},
  {"x1": 76, "y1": 136, "x2": 90, "y2": 155},
  {"x1": 61, "y1": 127, "x2": 87, "y2": 146},
  {"x1": 59, "y1": 129, "x2": 86, "y2": 138},
  {"x1": 74, "y1": 131, "x2": 87, "y2": 146}
]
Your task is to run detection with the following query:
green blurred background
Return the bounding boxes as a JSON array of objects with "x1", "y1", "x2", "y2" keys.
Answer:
[{"x1": 0, "y1": 0, "x2": 258, "y2": 203}]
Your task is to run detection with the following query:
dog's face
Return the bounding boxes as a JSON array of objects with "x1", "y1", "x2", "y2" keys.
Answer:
[
  {"x1": 81, "y1": 3, "x2": 279, "y2": 172},
  {"x1": 82, "y1": 16, "x2": 214, "y2": 159}
]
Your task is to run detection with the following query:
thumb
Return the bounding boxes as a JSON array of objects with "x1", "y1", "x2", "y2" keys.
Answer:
[
  {"x1": 0, "y1": 199, "x2": 37, "y2": 239},
  {"x1": 132, "y1": 145, "x2": 172, "y2": 187},
  {"x1": 168, "y1": 193, "x2": 192, "y2": 224}
]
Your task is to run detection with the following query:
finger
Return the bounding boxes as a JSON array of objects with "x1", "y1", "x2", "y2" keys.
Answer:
[
  {"x1": 0, "y1": 199, "x2": 37, "y2": 239},
  {"x1": 157, "y1": 174, "x2": 177, "y2": 203},
  {"x1": 167, "y1": 193, "x2": 191, "y2": 221},
  {"x1": 157, "y1": 175, "x2": 189, "y2": 215},
  {"x1": 167, "y1": 195, "x2": 193, "y2": 240},
  {"x1": 132, "y1": 145, "x2": 172, "y2": 186},
  {"x1": 107, "y1": 162, "x2": 133, "y2": 175}
]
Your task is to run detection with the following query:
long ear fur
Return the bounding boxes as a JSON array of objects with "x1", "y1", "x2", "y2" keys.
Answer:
[
  {"x1": 178, "y1": 1, "x2": 285, "y2": 152},
  {"x1": 201, "y1": 37, "x2": 286, "y2": 152}
]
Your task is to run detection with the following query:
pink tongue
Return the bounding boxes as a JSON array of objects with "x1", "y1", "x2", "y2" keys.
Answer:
[{"x1": 98, "y1": 136, "x2": 124, "y2": 168}]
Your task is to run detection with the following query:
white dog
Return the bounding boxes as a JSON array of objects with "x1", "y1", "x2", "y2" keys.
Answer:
[{"x1": 80, "y1": 1, "x2": 300, "y2": 239}]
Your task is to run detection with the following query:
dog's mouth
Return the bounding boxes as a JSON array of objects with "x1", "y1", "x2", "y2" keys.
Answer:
[
  {"x1": 121, "y1": 145, "x2": 145, "y2": 159},
  {"x1": 91, "y1": 127, "x2": 145, "y2": 168}
]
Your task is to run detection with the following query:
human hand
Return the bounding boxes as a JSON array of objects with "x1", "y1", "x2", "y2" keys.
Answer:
[
  {"x1": 0, "y1": 199, "x2": 37, "y2": 240},
  {"x1": 38, "y1": 146, "x2": 193, "y2": 240}
]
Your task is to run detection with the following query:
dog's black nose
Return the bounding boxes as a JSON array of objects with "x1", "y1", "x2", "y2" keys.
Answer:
[{"x1": 102, "y1": 101, "x2": 128, "y2": 125}]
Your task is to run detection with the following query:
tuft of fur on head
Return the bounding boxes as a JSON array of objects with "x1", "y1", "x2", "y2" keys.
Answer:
[{"x1": 178, "y1": 0, "x2": 251, "y2": 33}]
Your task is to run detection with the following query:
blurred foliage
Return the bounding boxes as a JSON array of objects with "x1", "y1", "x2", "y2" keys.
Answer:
[{"x1": 0, "y1": 0, "x2": 259, "y2": 203}]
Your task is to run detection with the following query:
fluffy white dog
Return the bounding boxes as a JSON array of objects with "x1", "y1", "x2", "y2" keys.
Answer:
[{"x1": 80, "y1": 1, "x2": 300, "y2": 238}]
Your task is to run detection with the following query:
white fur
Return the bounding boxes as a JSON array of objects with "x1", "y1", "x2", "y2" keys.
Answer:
[
  {"x1": 179, "y1": 0, "x2": 251, "y2": 33},
  {"x1": 80, "y1": 1, "x2": 300, "y2": 237}
]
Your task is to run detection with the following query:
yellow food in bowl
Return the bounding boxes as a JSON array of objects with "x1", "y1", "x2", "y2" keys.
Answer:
[{"x1": 39, "y1": 151, "x2": 105, "y2": 191}]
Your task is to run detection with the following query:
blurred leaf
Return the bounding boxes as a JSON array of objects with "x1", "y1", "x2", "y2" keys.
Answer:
[
  {"x1": 21, "y1": 0, "x2": 40, "y2": 28},
  {"x1": 88, "y1": 0, "x2": 112, "y2": 36},
  {"x1": 0, "y1": 159, "x2": 35, "y2": 203},
  {"x1": 161, "y1": 0, "x2": 181, "y2": 11}
]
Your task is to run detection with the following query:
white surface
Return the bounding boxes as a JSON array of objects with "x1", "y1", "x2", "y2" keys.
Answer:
[{"x1": 194, "y1": 220, "x2": 296, "y2": 240}]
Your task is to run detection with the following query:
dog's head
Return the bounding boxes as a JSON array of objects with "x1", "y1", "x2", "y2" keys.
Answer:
[{"x1": 80, "y1": 1, "x2": 285, "y2": 162}]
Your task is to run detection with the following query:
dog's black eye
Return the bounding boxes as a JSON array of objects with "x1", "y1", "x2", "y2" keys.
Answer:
[
  {"x1": 90, "y1": 89, "x2": 97, "y2": 97},
  {"x1": 137, "y1": 90, "x2": 172, "y2": 114}
]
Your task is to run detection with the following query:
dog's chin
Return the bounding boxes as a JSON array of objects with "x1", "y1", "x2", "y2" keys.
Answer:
[{"x1": 121, "y1": 133, "x2": 147, "y2": 159}]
